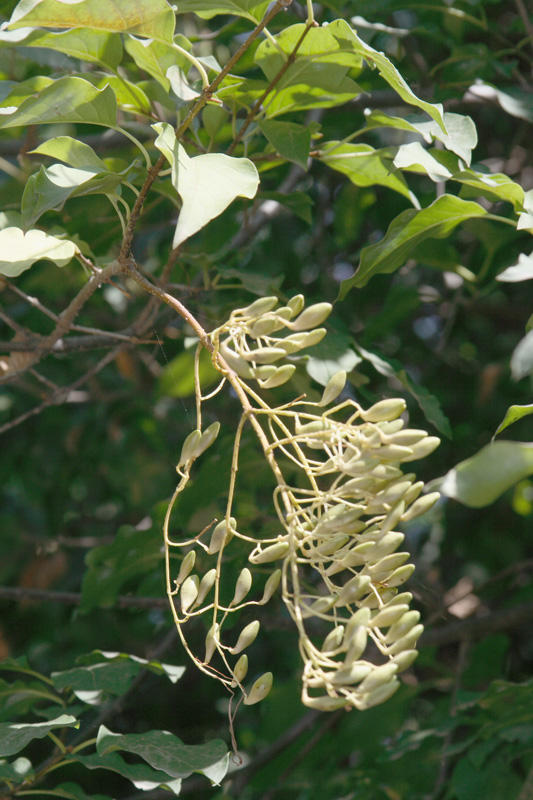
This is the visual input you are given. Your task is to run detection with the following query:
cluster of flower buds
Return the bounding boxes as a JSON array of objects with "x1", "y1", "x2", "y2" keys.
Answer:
[
  {"x1": 266, "y1": 395, "x2": 440, "y2": 711},
  {"x1": 167, "y1": 296, "x2": 439, "y2": 711},
  {"x1": 209, "y1": 295, "x2": 332, "y2": 388}
]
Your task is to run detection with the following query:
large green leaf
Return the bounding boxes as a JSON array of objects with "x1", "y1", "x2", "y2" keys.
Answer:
[
  {"x1": 0, "y1": 716, "x2": 78, "y2": 757},
  {"x1": 0, "y1": 76, "x2": 117, "y2": 129},
  {"x1": 258, "y1": 120, "x2": 311, "y2": 171},
  {"x1": 494, "y1": 404, "x2": 533, "y2": 438},
  {"x1": 71, "y1": 750, "x2": 182, "y2": 794},
  {"x1": 255, "y1": 21, "x2": 363, "y2": 116},
  {"x1": 438, "y1": 441, "x2": 533, "y2": 507},
  {"x1": 174, "y1": 0, "x2": 270, "y2": 22},
  {"x1": 153, "y1": 122, "x2": 259, "y2": 247},
  {"x1": 319, "y1": 142, "x2": 414, "y2": 202},
  {"x1": 393, "y1": 142, "x2": 454, "y2": 182},
  {"x1": 0, "y1": 228, "x2": 79, "y2": 277},
  {"x1": 454, "y1": 170, "x2": 525, "y2": 212},
  {"x1": 0, "y1": 678, "x2": 64, "y2": 722},
  {"x1": 97, "y1": 726, "x2": 229, "y2": 784},
  {"x1": 30, "y1": 136, "x2": 107, "y2": 170},
  {"x1": 6, "y1": 0, "x2": 176, "y2": 43},
  {"x1": 124, "y1": 34, "x2": 193, "y2": 91},
  {"x1": 0, "y1": 27, "x2": 122, "y2": 69},
  {"x1": 341, "y1": 195, "x2": 488, "y2": 293}
]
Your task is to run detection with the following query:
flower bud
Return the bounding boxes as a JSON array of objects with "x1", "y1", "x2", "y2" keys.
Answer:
[
  {"x1": 386, "y1": 563, "x2": 416, "y2": 588},
  {"x1": 358, "y1": 662, "x2": 398, "y2": 694},
  {"x1": 230, "y1": 654, "x2": 249, "y2": 686},
  {"x1": 330, "y1": 662, "x2": 372, "y2": 686},
  {"x1": 391, "y1": 649, "x2": 418, "y2": 672},
  {"x1": 402, "y1": 492, "x2": 440, "y2": 521},
  {"x1": 239, "y1": 296, "x2": 279, "y2": 317},
  {"x1": 377, "y1": 444, "x2": 414, "y2": 462},
  {"x1": 384, "y1": 610, "x2": 421, "y2": 644},
  {"x1": 177, "y1": 429, "x2": 202, "y2": 467},
  {"x1": 401, "y1": 436, "x2": 440, "y2": 462},
  {"x1": 380, "y1": 500, "x2": 406, "y2": 534},
  {"x1": 287, "y1": 294, "x2": 305, "y2": 316},
  {"x1": 369, "y1": 551, "x2": 410, "y2": 581},
  {"x1": 207, "y1": 518, "x2": 236, "y2": 555},
  {"x1": 344, "y1": 625, "x2": 368, "y2": 662},
  {"x1": 321, "y1": 625, "x2": 345, "y2": 653},
  {"x1": 302, "y1": 694, "x2": 346, "y2": 711},
  {"x1": 195, "y1": 421, "x2": 221, "y2": 458},
  {"x1": 230, "y1": 620, "x2": 260, "y2": 654},
  {"x1": 337, "y1": 574, "x2": 372, "y2": 605},
  {"x1": 358, "y1": 678, "x2": 400, "y2": 710},
  {"x1": 175, "y1": 550, "x2": 196, "y2": 587},
  {"x1": 403, "y1": 480, "x2": 424, "y2": 505},
  {"x1": 244, "y1": 672, "x2": 273, "y2": 705},
  {"x1": 344, "y1": 607, "x2": 372, "y2": 641},
  {"x1": 291, "y1": 302, "x2": 332, "y2": 331},
  {"x1": 386, "y1": 429, "x2": 428, "y2": 446},
  {"x1": 181, "y1": 575, "x2": 199, "y2": 612},
  {"x1": 260, "y1": 569, "x2": 282, "y2": 604},
  {"x1": 370, "y1": 603, "x2": 410, "y2": 629},
  {"x1": 363, "y1": 398, "x2": 406, "y2": 423},
  {"x1": 204, "y1": 624, "x2": 219, "y2": 663},
  {"x1": 240, "y1": 346, "x2": 287, "y2": 364},
  {"x1": 231, "y1": 568, "x2": 252, "y2": 606},
  {"x1": 249, "y1": 315, "x2": 285, "y2": 338},
  {"x1": 249, "y1": 541, "x2": 289, "y2": 564},
  {"x1": 219, "y1": 342, "x2": 254, "y2": 378},
  {"x1": 387, "y1": 623, "x2": 424, "y2": 655},
  {"x1": 259, "y1": 364, "x2": 296, "y2": 389},
  {"x1": 195, "y1": 569, "x2": 217, "y2": 606},
  {"x1": 316, "y1": 534, "x2": 350, "y2": 557}
]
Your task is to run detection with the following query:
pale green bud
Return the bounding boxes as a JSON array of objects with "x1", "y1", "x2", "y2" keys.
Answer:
[
  {"x1": 330, "y1": 663, "x2": 372, "y2": 686},
  {"x1": 291, "y1": 302, "x2": 332, "y2": 331},
  {"x1": 402, "y1": 492, "x2": 440, "y2": 521},
  {"x1": 258, "y1": 364, "x2": 296, "y2": 389},
  {"x1": 387, "y1": 623, "x2": 424, "y2": 655},
  {"x1": 239, "y1": 296, "x2": 279, "y2": 317},
  {"x1": 300, "y1": 328, "x2": 327, "y2": 348},
  {"x1": 207, "y1": 518, "x2": 236, "y2": 555},
  {"x1": 302, "y1": 694, "x2": 346, "y2": 711},
  {"x1": 403, "y1": 480, "x2": 424, "y2": 505},
  {"x1": 376, "y1": 419, "x2": 405, "y2": 434},
  {"x1": 344, "y1": 625, "x2": 368, "y2": 662},
  {"x1": 240, "y1": 346, "x2": 287, "y2": 364},
  {"x1": 377, "y1": 444, "x2": 414, "y2": 462},
  {"x1": 369, "y1": 552, "x2": 410, "y2": 581},
  {"x1": 195, "y1": 569, "x2": 217, "y2": 606},
  {"x1": 401, "y1": 436, "x2": 440, "y2": 462},
  {"x1": 177, "y1": 429, "x2": 202, "y2": 467},
  {"x1": 175, "y1": 550, "x2": 196, "y2": 587},
  {"x1": 321, "y1": 625, "x2": 345, "y2": 653},
  {"x1": 249, "y1": 541, "x2": 289, "y2": 564},
  {"x1": 231, "y1": 568, "x2": 252, "y2": 606},
  {"x1": 249, "y1": 315, "x2": 286, "y2": 338},
  {"x1": 370, "y1": 603, "x2": 410, "y2": 629},
  {"x1": 384, "y1": 610, "x2": 421, "y2": 644},
  {"x1": 204, "y1": 624, "x2": 218, "y2": 663},
  {"x1": 337, "y1": 574, "x2": 372, "y2": 605},
  {"x1": 316, "y1": 534, "x2": 350, "y2": 557},
  {"x1": 180, "y1": 575, "x2": 199, "y2": 612},
  {"x1": 391, "y1": 649, "x2": 419, "y2": 672},
  {"x1": 219, "y1": 342, "x2": 254, "y2": 378},
  {"x1": 287, "y1": 294, "x2": 305, "y2": 316},
  {"x1": 230, "y1": 620, "x2": 260, "y2": 655},
  {"x1": 230, "y1": 654, "x2": 249, "y2": 686},
  {"x1": 244, "y1": 672, "x2": 273, "y2": 705},
  {"x1": 380, "y1": 500, "x2": 406, "y2": 534},
  {"x1": 359, "y1": 531, "x2": 405, "y2": 561},
  {"x1": 318, "y1": 370, "x2": 347, "y2": 407},
  {"x1": 363, "y1": 398, "x2": 406, "y2": 422},
  {"x1": 195, "y1": 421, "x2": 221, "y2": 458},
  {"x1": 358, "y1": 662, "x2": 398, "y2": 694},
  {"x1": 259, "y1": 569, "x2": 282, "y2": 604},
  {"x1": 386, "y1": 429, "x2": 428, "y2": 446},
  {"x1": 358, "y1": 678, "x2": 400, "y2": 710},
  {"x1": 369, "y1": 464, "x2": 403, "y2": 480},
  {"x1": 386, "y1": 563, "x2": 416, "y2": 588},
  {"x1": 344, "y1": 607, "x2": 372, "y2": 641}
]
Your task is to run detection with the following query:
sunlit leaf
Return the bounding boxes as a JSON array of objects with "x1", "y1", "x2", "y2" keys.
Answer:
[
  {"x1": 75, "y1": 651, "x2": 185, "y2": 684},
  {"x1": 438, "y1": 441, "x2": 533, "y2": 507},
  {"x1": 319, "y1": 142, "x2": 414, "y2": 202},
  {"x1": 454, "y1": 170, "x2": 525, "y2": 212},
  {"x1": 0, "y1": 228, "x2": 79, "y2": 277},
  {"x1": 0, "y1": 27, "x2": 122, "y2": 69},
  {"x1": 124, "y1": 34, "x2": 193, "y2": 91},
  {"x1": 174, "y1": 0, "x2": 270, "y2": 22},
  {"x1": 510, "y1": 330, "x2": 533, "y2": 381},
  {"x1": 6, "y1": 0, "x2": 176, "y2": 43},
  {"x1": 494, "y1": 404, "x2": 533, "y2": 438},
  {"x1": 467, "y1": 81, "x2": 533, "y2": 123},
  {"x1": 497, "y1": 252, "x2": 533, "y2": 282},
  {"x1": 341, "y1": 195, "x2": 488, "y2": 293},
  {"x1": 97, "y1": 725, "x2": 229, "y2": 784},
  {"x1": 0, "y1": 716, "x2": 78, "y2": 757},
  {"x1": 393, "y1": 142, "x2": 453, "y2": 182},
  {"x1": 0, "y1": 76, "x2": 117, "y2": 129},
  {"x1": 258, "y1": 120, "x2": 311, "y2": 170},
  {"x1": 71, "y1": 750, "x2": 182, "y2": 793},
  {"x1": 153, "y1": 122, "x2": 259, "y2": 247}
]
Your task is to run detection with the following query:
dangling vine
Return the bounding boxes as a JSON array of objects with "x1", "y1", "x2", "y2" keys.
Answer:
[{"x1": 163, "y1": 295, "x2": 440, "y2": 711}]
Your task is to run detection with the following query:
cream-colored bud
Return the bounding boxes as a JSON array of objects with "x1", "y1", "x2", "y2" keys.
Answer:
[
  {"x1": 195, "y1": 568, "x2": 216, "y2": 605},
  {"x1": 177, "y1": 429, "x2": 202, "y2": 467},
  {"x1": 344, "y1": 607, "x2": 372, "y2": 641},
  {"x1": 384, "y1": 610, "x2": 421, "y2": 644},
  {"x1": 240, "y1": 346, "x2": 287, "y2": 364},
  {"x1": 295, "y1": 419, "x2": 332, "y2": 436},
  {"x1": 321, "y1": 625, "x2": 345, "y2": 653},
  {"x1": 337, "y1": 574, "x2": 372, "y2": 605},
  {"x1": 368, "y1": 551, "x2": 410, "y2": 581},
  {"x1": 259, "y1": 364, "x2": 296, "y2": 389},
  {"x1": 386, "y1": 429, "x2": 427, "y2": 446},
  {"x1": 358, "y1": 662, "x2": 398, "y2": 694},
  {"x1": 175, "y1": 550, "x2": 196, "y2": 587},
  {"x1": 403, "y1": 480, "x2": 424, "y2": 505},
  {"x1": 243, "y1": 672, "x2": 273, "y2": 705},
  {"x1": 231, "y1": 568, "x2": 252, "y2": 606},
  {"x1": 230, "y1": 654, "x2": 249, "y2": 687},
  {"x1": 330, "y1": 663, "x2": 372, "y2": 686},
  {"x1": 341, "y1": 476, "x2": 379, "y2": 493},
  {"x1": 249, "y1": 541, "x2": 290, "y2": 564},
  {"x1": 401, "y1": 492, "x2": 440, "y2": 521},
  {"x1": 195, "y1": 421, "x2": 221, "y2": 458},
  {"x1": 301, "y1": 328, "x2": 328, "y2": 348},
  {"x1": 204, "y1": 623, "x2": 219, "y2": 663},
  {"x1": 314, "y1": 505, "x2": 365, "y2": 536},
  {"x1": 380, "y1": 500, "x2": 406, "y2": 534},
  {"x1": 359, "y1": 588, "x2": 397, "y2": 608},
  {"x1": 230, "y1": 620, "x2": 260, "y2": 654},
  {"x1": 358, "y1": 678, "x2": 400, "y2": 709},
  {"x1": 287, "y1": 294, "x2": 305, "y2": 316},
  {"x1": 318, "y1": 370, "x2": 347, "y2": 407},
  {"x1": 380, "y1": 480, "x2": 413, "y2": 506},
  {"x1": 344, "y1": 625, "x2": 368, "y2": 662},
  {"x1": 316, "y1": 534, "x2": 350, "y2": 557},
  {"x1": 386, "y1": 563, "x2": 416, "y2": 588},
  {"x1": 359, "y1": 531, "x2": 405, "y2": 561},
  {"x1": 376, "y1": 419, "x2": 405, "y2": 434},
  {"x1": 276, "y1": 332, "x2": 310, "y2": 354},
  {"x1": 391, "y1": 649, "x2": 418, "y2": 672},
  {"x1": 302, "y1": 694, "x2": 346, "y2": 711},
  {"x1": 308, "y1": 595, "x2": 336, "y2": 615},
  {"x1": 291, "y1": 302, "x2": 332, "y2": 331},
  {"x1": 363, "y1": 398, "x2": 406, "y2": 422},
  {"x1": 249, "y1": 316, "x2": 285, "y2": 338},
  {"x1": 387, "y1": 623, "x2": 424, "y2": 655},
  {"x1": 370, "y1": 603, "x2": 410, "y2": 629},
  {"x1": 370, "y1": 464, "x2": 403, "y2": 480},
  {"x1": 207, "y1": 518, "x2": 236, "y2": 555},
  {"x1": 259, "y1": 569, "x2": 281, "y2": 604},
  {"x1": 385, "y1": 591, "x2": 413, "y2": 606},
  {"x1": 377, "y1": 444, "x2": 414, "y2": 462},
  {"x1": 180, "y1": 575, "x2": 199, "y2": 613},
  {"x1": 401, "y1": 436, "x2": 440, "y2": 462},
  {"x1": 219, "y1": 342, "x2": 254, "y2": 378},
  {"x1": 239, "y1": 296, "x2": 279, "y2": 317}
]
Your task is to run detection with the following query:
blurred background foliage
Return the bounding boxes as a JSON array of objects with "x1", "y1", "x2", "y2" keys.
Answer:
[{"x1": 0, "y1": 0, "x2": 532, "y2": 797}]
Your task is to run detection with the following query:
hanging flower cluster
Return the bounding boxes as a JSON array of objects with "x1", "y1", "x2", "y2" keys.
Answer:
[{"x1": 164, "y1": 296, "x2": 439, "y2": 711}]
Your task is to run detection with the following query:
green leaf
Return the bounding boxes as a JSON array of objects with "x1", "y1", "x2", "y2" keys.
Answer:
[
  {"x1": 438, "y1": 441, "x2": 533, "y2": 507},
  {"x1": 258, "y1": 120, "x2": 311, "y2": 171},
  {"x1": 124, "y1": 34, "x2": 193, "y2": 91},
  {"x1": 393, "y1": 142, "x2": 453, "y2": 182},
  {"x1": 497, "y1": 252, "x2": 533, "y2": 283},
  {"x1": 255, "y1": 21, "x2": 363, "y2": 116},
  {"x1": 174, "y1": 0, "x2": 270, "y2": 22},
  {"x1": 75, "y1": 651, "x2": 185, "y2": 684},
  {"x1": 258, "y1": 190, "x2": 313, "y2": 224},
  {"x1": 0, "y1": 27, "x2": 122, "y2": 70},
  {"x1": 510, "y1": 330, "x2": 533, "y2": 381},
  {"x1": 454, "y1": 170, "x2": 525, "y2": 212},
  {"x1": 305, "y1": 333, "x2": 362, "y2": 386},
  {"x1": 0, "y1": 228, "x2": 79, "y2": 277},
  {"x1": 341, "y1": 195, "x2": 488, "y2": 293},
  {"x1": 0, "y1": 757, "x2": 33, "y2": 782},
  {"x1": 494, "y1": 404, "x2": 533, "y2": 438},
  {"x1": 6, "y1": 0, "x2": 176, "y2": 43},
  {"x1": 71, "y1": 750, "x2": 182, "y2": 793},
  {"x1": 21, "y1": 161, "x2": 136, "y2": 228},
  {"x1": 0, "y1": 678, "x2": 64, "y2": 721},
  {"x1": 153, "y1": 122, "x2": 259, "y2": 247},
  {"x1": 31, "y1": 136, "x2": 107, "y2": 170},
  {"x1": 80, "y1": 524, "x2": 162, "y2": 612},
  {"x1": 320, "y1": 142, "x2": 414, "y2": 202},
  {"x1": 158, "y1": 346, "x2": 218, "y2": 398},
  {"x1": 0, "y1": 76, "x2": 117, "y2": 130},
  {"x1": 47, "y1": 782, "x2": 113, "y2": 800},
  {"x1": 467, "y1": 82, "x2": 533, "y2": 123},
  {"x1": 97, "y1": 725, "x2": 229, "y2": 784},
  {"x1": 0, "y1": 716, "x2": 78, "y2": 757}
]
